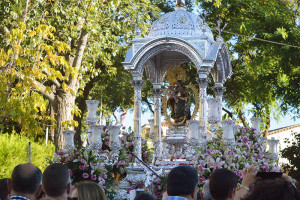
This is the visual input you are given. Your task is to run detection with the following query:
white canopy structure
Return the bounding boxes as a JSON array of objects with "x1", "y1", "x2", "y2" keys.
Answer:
[{"x1": 123, "y1": 0, "x2": 232, "y2": 161}]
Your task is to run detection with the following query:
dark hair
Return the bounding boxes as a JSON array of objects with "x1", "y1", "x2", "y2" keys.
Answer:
[
  {"x1": 0, "y1": 178, "x2": 9, "y2": 200},
  {"x1": 243, "y1": 179, "x2": 300, "y2": 200},
  {"x1": 209, "y1": 168, "x2": 238, "y2": 200},
  {"x1": 167, "y1": 165, "x2": 198, "y2": 196},
  {"x1": 11, "y1": 163, "x2": 42, "y2": 195},
  {"x1": 42, "y1": 163, "x2": 70, "y2": 198},
  {"x1": 134, "y1": 192, "x2": 155, "y2": 200}
]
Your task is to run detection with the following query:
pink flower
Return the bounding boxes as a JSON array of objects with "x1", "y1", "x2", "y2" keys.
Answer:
[
  {"x1": 79, "y1": 164, "x2": 87, "y2": 170},
  {"x1": 143, "y1": 152, "x2": 148, "y2": 157},
  {"x1": 58, "y1": 150, "x2": 67, "y2": 155},
  {"x1": 119, "y1": 160, "x2": 126, "y2": 165},
  {"x1": 243, "y1": 136, "x2": 248, "y2": 144},
  {"x1": 82, "y1": 173, "x2": 89, "y2": 179},
  {"x1": 105, "y1": 136, "x2": 110, "y2": 140},
  {"x1": 91, "y1": 175, "x2": 97, "y2": 181},
  {"x1": 75, "y1": 152, "x2": 80, "y2": 155},
  {"x1": 80, "y1": 158, "x2": 86, "y2": 163},
  {"x1": 126, "y1": 142, "x2": 133, "y2": 147},
  {"x1": 98, "y1": 177, "x2": 105, "y2": 185}
]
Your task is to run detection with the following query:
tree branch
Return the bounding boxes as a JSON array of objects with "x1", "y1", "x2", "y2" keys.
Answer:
[
  {"x1": 15, "y1": 71, "x2": 55, "y2": 102},
  {"x1": 0, "y1": 25, "x2": 10, "y2": 35},
  {"x1": 31, "y1": 79, "x2": 56, "y2": 103},
  {"x1": 22, "y1": 0, "x2": 30, "y2": 22},
  {"x1": 238, "y1": 106, "x2": 248, "y2": 128},
  {"x1": 222, "y1": 107, "x2": 233, "y2": 118},
  {"x1": 6, "y1": 0, "x2": 30, "y2": 71},
  {"x1": 69, "y1": 27, "x2": 89, "y2": 90},
  {"x1": 42, "y1": 69, "x2": 61, "y2": 88},
  {"x1": 142, "y1": 96, "x2": 154, "y2": 114}
]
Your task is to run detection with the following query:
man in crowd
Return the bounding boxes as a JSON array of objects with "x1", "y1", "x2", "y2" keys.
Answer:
[
  {"x1": 209, "y1": 167, "x2": 258, "y2": 200},
  {"x1": 164, "y1": 165, "x2": 198, "y2": 200},
  {"x1": 7, "y1": 163, "x2": 42, "y2": 200},
  {"x1": 42, "y1": 163, "x2": 71, "y2": 200}
]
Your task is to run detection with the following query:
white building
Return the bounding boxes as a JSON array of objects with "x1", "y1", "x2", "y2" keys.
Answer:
[{"x1": 267, "y1": 123, "x2": 300, "y2": 165}]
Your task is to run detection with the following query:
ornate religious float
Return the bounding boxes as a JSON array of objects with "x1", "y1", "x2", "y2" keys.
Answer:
[{"x1": 59, "y1": 1, "x2": 280, "y2": 199}]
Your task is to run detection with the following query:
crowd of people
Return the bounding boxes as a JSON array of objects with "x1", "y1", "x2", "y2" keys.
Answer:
[{"x1": 0, "y1": 163, "x2": 299, "y2": 200}]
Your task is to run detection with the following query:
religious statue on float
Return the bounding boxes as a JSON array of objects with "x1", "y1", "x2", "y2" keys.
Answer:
[
  {"x1": 161, "y1": 66, "x2": 199, "y2": 160},
  {"x1": 167, "y1": 80, "x2": 191, "y2": 125},
  {"x1": 162, "y1": 66, "x2": 198, "y2": 128}
]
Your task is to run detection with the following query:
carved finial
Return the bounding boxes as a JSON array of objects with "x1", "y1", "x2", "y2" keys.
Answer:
[
  {"x1": 135, "y1": 14, "x2": 141, "y2": 38},
  {"x1": 176, "y1": 0, "x2": 185, "y2": 7}
]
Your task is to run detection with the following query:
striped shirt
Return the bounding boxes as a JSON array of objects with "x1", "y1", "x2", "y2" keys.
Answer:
[
  {"x1": 163, "y1": 196, "x2": 189, "y2": 200},
  {"x1": 9, "y1": 196, "x2": 30, "y2": 200}
]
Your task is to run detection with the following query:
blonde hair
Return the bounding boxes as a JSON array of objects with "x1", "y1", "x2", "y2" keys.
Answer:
[{"x1": 75, "y1": 181, "x2": 107, "y2": 200}]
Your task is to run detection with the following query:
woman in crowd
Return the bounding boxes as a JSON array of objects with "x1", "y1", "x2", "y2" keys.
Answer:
[
  {"x1": 243, "y1": 179, "x2": 300, "y2": 200},
  {"x1": 72, "y1": 181, "x2": 106, "y2": 200}
]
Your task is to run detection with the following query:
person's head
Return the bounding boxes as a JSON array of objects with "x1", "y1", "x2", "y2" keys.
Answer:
[
  {"x1": 243, "y1": 179, "x2": 300, "y2": 200},
  {"x1": 7, "y1": 163, "x2": 42, "y2": 198},
  {"x1": 167, "y1": 165, "x2": 198, "y2": 199},
  {"x1": 0, "y1": 178, "x2": 10, "y2": 200},
  {"x1": 134, "y1": 192, "x2": 155, "y2": 200},
  {"x1": 72, "y1": 181, "x2": 106, "y2": 200},
  {"x1": 42, "y1": 163, "x2": 71, "y2": 198},
  {"x1": 209, "y1": 169, "x2": 238, "y2": 200}
]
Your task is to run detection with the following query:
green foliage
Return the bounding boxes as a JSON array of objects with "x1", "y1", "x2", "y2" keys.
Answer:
[
  {"x1": 0, "y1": 133, "x2": 55, "y2": 178},
  {"x1": 281, "y1": 131, "x2": 300, "y2": 188},
  {"x1": 0, "y1": 0, "x2": 160, "y2": 149},
  {"x1": 196, "y1": 0, "x2": 300, "y2": 130}
]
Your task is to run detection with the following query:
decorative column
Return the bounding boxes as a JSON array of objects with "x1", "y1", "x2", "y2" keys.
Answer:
[
  {"x1": 212, "y1": 83, "x2": 226, "y2": 125},
  {"x1": 63, "y1": 130, "x2": 75, "y2": 150},
  {"x1": 151, "y1": 86, "x2": 163, "y2": 161},
  {"x1": 207, "y1": 97, "x2": 220, "y2": 138},
  {"x1": 131, "y1": 79, "x2": 145, "y2": 160},
  {"x1": 197, "y1": 73, "x2": 209, "y2": 147},
  {"x1": 221, "y1": 119, "x2": 235, "y2": 146},
  {"x1": 90, "y1": 125, "x2": 104, "y2": 151},
  {"x1": 108, "y1": 125, "x2": 121, "y2": 163},
  {"x1": 267, "y1": 137, "x2": 279, "y2": 161},
  {"x1": 86, "y1": 100, "x2": 99, "y2": 125},
  {"x1": 148, "y1": 119, "x2": 156, "y2": 163},
  {"x1": 186, "y1": 120, "x2": 200, "y2": 160},
  {"x1": 86, "y1": 100, "x2": 99, "y2": 147},
  {"x1": 251, "y1": 117, "x2": 262, "y2": 134}
]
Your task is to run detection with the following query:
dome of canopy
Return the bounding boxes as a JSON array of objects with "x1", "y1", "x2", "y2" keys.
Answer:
[{"x1": 147, "y1": 7, "x2": 214, "y2": 41}]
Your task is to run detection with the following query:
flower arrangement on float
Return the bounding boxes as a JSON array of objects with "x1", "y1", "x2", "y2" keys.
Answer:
[
  {"x1": 151, "y1": 126, "x2": 279, "y2": 200},
  {"x1": 195, "y1": 126, "x2": 279, "y2": 184},
  {"x1": 50, "y1": 126, "x2": 152, "y2": 199},
  {"x1": 51, "y1": 148, "x2": 108, "y2": 185}
]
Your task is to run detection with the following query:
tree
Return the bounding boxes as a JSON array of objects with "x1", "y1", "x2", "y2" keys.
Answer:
[
  {"x1": 281, "y1": 132, "x2": 300, "y2": 188},
  {"x1": 196, "y1": 0, "x2": 300, "y2": 134},
  {"x1": 0, "y1": 0, "x2": 158, "y2": 150}
]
